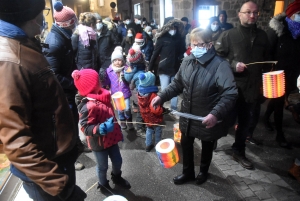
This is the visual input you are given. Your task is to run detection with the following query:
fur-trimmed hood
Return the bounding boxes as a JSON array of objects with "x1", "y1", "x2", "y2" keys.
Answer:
[
  {"x1": 269, "y1": 12, "x2": 287, "y2": 37},
  {"x1": 102, "y1": 19, "x2": 113, "y2": 30},
  {"x1": 154, "y1": 18, "x2": 184, "y2": 39}
]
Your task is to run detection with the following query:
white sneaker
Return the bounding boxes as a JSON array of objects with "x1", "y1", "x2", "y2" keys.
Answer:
[{"x1": 75, "y1": 161, "x2": 85, "y2": 171}]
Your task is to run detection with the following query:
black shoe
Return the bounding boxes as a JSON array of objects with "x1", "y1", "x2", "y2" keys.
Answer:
[
  {"x1": 276, "y1": 134, "x2": 292, "y2": 149},
  {"x1": 173, "y1": 174, "x2": 195, "y2": 185},
  {"x1": 97, "y1": 181, "x2": 113, "y2": 195},
  {"x1": 111, "y1": 172, "x2": 131, "y2": 189},
  {"x1": 146, "y1": 144, "x2": 154, "y2": 152},
  {"x1": 232, "y1": 151, "x2": 254, "y2": 169},
  {"x1": 246, "y1": 137, "x2": 261, "y2": 145},
  {"x1": 263, "y1": 119, "x2": 274, "y2": 131},
  {"x1": 196, "y1": 172, "x2": 208, "y2": 185}
]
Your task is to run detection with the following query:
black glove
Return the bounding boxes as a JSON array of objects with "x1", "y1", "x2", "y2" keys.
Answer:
[{"x1": 120, "y1": 72, "x2": 128, "y2": 84}]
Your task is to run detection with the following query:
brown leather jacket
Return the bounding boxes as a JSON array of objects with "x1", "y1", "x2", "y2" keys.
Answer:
[{"x1": 0, "y1": 36, "x2": 77, "y2": 196}]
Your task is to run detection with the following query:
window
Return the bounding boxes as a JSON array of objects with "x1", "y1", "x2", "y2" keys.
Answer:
[
  {"x1": 198, "y1": 5, "x2": 219, "y2": 29},
  {"x1": 134, "y1": 3, "x2": 141, "y2": 15}
]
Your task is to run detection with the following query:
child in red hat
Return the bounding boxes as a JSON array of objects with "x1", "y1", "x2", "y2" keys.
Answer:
[{"x1": 72, "y1": 69, "x2": 131, "y2": 194}]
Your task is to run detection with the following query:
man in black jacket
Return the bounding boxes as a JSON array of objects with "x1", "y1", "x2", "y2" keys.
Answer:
[
  {"x1": 218, "y1": 10, "x2": 234, "y2": 31},
  {"x1": 127, "y1": 14, "x2": 143, "y2": 34},
  {"x1": 43, "y1": 2, "x2": 86, "y2": 170},
  {"x1": 215, "y1": 1, "x2": 269, "y2": 170}
]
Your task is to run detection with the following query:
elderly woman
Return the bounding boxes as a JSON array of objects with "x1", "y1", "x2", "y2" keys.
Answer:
[{"x1": 152, "y1": 28, "x2": 238, "y2": 185}]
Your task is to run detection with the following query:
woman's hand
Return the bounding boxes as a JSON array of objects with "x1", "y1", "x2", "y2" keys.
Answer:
[
  {"x1": 202, "y1": 114, "x2": 218, "y2": 128},
  {"x1": 151, "y1": 96, "x2": 162, "y2": 109}
]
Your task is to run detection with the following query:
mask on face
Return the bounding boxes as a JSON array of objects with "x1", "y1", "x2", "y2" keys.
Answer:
[
  {"x1": 151, "y1": 23, "x2": 154, "y2": 26},
  {"x1": 211, "y1": 24, "x2": 219, "y2": 32},
  {"x1": 169, "y1": 30, "x2": 176, "y2": 36},
  {"x1": 147, "y1": 31, "x2": 152, "y2": 35},
  {"x1": 96, "y1": 23, "x2": 103, "y2": 30},
  {"x1": 294, "y1": 14, "x2": 300, "y2": 22},
  {"x1": 191, "y1": 46, "x2": 207, "y2": 58},
  {"x1": 125, "y1": 20, "x2": 130, "y2": 25},
  {"x1": 127, "y1": 33, "x2": 133, "y2": 37},
  {"x1": 136, "y1": 20, "x2": 141, "y2": 24}
]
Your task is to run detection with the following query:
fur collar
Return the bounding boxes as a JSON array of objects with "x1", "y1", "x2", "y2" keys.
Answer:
[
  {"x1": 154, "y1": 18, "x2": 184, "y2": 39},
  {"x1": 269, "y1": 12, "x2": 287, "y2": 37}
]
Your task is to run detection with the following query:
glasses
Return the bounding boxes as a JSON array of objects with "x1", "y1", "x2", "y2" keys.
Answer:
[
  {"x1": 240, "y1": 11, "x2": 260, "y2": 17},
  {"x1": 43, "y1": 7, "x2": 50, "y2": 16},
  {"x1": 191, "y1": 43, "x2": 209, "y2": 48}
]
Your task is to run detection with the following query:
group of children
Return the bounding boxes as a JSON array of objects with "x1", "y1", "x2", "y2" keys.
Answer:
[{"x1": 71, "y1": 42, "x2": 164, "y2": 193}]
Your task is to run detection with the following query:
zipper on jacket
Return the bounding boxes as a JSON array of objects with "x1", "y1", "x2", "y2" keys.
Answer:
[
  {"x1": 159, "y1": 57, "x2": 167, "y2": 64},
  {"x1": 52, "y1": 114, "x2": 57, "y2": 151}
]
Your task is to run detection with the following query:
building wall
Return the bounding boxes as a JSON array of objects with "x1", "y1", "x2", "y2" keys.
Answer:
[
  {"x1": 116, "y1": 0, "x2": 280, "y2": 31},
  {"x1": 89, "y1": 0, "x2": 118, "y2": 19}
]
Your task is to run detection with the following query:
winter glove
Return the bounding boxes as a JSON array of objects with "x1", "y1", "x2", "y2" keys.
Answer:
[
  {"x1": 120, "y1": 72, "x2": 128, "y2": 84},
  {"x1": 99, "y1": 117, "x2": 114, "y2": 135}
]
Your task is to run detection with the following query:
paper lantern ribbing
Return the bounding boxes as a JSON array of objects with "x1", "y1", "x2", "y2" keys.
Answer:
[
  {"x1": 103, "y1": 195, "x2": 128, "y2": 201},
  {"x1": 155, "y1": 139, "x2": 179, "y2": 168},
  {"x1": 173, "y1": 123, "x2": 181, "y2": 143},
  {"x1": 263, "y1": 70, "x2": 285, "y2": 98},
  {"x1": 111, "y1": 92, "x2": 126, "y2": 111}
]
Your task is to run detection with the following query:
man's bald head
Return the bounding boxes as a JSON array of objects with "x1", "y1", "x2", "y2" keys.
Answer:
[{"x1": 238, "y1": 1, "x2": 259, "y2": 27}]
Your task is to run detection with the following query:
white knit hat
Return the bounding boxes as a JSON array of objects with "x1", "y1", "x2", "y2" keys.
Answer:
[{"x1": 111, "y1": 50, "x2": 124, "y2": 62}]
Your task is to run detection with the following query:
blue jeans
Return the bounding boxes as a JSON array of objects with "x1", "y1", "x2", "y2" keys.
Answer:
[
  {"x1": 93, "y1": 144, "x2": 122, "y2": 185},
  {"x1": 159, "y1": 74, "x2": 178, "y2": 110},
  {"x1": 117, "y1": 98, "x2": 132, "y2": 120},
  {"x1": 145, "y1": 126, "x2": 162, "y2": 146}
]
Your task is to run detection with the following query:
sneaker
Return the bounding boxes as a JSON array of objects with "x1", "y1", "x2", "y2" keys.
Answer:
[
  {"x1": 276, "y1": 134, "x2": 292, "y2": 149},
  {"x1": 136, "y1": 128, "x2": 146, "y2": 138},
  {"x1": 145, "y1": 144, "x2": 154, "y2": 152},
  {"x1": 75, "y1": 161, "x2": 85, "y2": 171},
  {"x1": 120, "y1": 121, "x2": 127, "y2": 130},
  {"x1": 232, "y1": 151, "x2": 254, "y2": 169},
  {"x1": 246, "y1": 137, "x2": 261, "y2": 145}
]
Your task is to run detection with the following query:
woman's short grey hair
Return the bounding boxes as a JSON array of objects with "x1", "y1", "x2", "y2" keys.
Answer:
[{"x1": 190, "y1": 28, "x2": 212, "y2": 43}]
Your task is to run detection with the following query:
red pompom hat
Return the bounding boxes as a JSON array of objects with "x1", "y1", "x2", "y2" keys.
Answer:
[
  {"x1": 54, "y1": 1, "x2": 77, "y2": 28},
  {"x1": 135, "y1": 33, "x2": 144, "y2": 43},
  {"x1": 72, "y1": 69, "x2": 99, "y2": 96},
  {"x1": 286, "y1": 0, "x2": 300, "y2": 18}
]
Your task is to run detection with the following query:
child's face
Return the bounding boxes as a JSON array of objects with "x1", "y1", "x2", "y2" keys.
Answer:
[{"x1": 113, "y1": 59, "x2": 123, "y2": 67}]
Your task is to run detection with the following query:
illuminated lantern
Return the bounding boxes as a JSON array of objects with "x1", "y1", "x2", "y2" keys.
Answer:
[
  {"x1": 173, "y1": 123, "x2": 181, "y2": 143},
  {"x1": 103, "y1": 195, "x2": 128, "y2": 201},
  {"x1": 155, "y1": 139, "x2": 179, "y2": 168},
  {"x1": 263, "y1": 70, "x2": 285, "y2": 98},
  {"x1": 111, "y1": 92, "x2": 126, "y2": 111}
]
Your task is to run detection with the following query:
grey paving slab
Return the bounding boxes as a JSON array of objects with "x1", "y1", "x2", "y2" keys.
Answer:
[{"x1": 254, "y1": 191, "x2": 272, "y2": 200}]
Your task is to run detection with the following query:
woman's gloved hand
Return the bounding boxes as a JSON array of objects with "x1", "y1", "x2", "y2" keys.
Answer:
[{"x1": 99, "y1": 117, "x2": 114, "y2": 135}]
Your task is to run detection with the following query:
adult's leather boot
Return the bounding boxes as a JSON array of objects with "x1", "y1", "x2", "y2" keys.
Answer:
[{"x1": 232, "y1": 151, "x2": 254, "y2": 169}]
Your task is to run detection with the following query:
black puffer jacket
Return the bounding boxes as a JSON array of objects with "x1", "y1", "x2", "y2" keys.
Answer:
[
  {"x1": 43, "y1": 24, "x2": 77, "y2": 103},
  {"x1": 96, "y1": 25, "x2": 115, "y2": 69},
  {"x1": 72, "y1": 28, "x2": 98, "y2": 71},
  {"x1": 148, "y1": 19, "x2": 186, "y2": 76},
  {"x1": 159, "y1": 48, "x2": 238, "y2": 140},
  {"x1": 268, "y1": 12, "x2": 300, "y2": 93},
  {"x1": 215, "y1": 24, "x2": 270, "y2": 103}
]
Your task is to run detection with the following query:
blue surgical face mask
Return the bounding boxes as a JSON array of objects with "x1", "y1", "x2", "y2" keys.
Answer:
[
  {"x1": 211, "y1": 24, "x2": 219, "y2": 32},
  {"x1": 191, "y1": 46, "x2": 207, "y2": 58},
  {"x1": 294, "y1": 14, "x2": 300, "y2": 22},
  {"x1": 169, "y1": 30, "x2": 176, "y2": 36},
  {"x1": 147, "y1": 31, "x2": 152, "y2": 35},
  {"x1": 127, "y1": 33, "x2": 133, "y2": 37},
  {"x1": 96, "y1": 23, "x2": 103, "y2": 30}
]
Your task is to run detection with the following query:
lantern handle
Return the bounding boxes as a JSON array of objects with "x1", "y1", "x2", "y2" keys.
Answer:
[{"x1": 245, "y1": 61, "x2": 278, "y2": 66}]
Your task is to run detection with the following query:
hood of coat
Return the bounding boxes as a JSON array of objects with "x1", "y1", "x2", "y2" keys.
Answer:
[
  {"x1": 154, "y1": 18, "x2": 184, "y2": 39},
  {"x1": 269, "y1": 12, "x2": 287, "y2": 37},
  {"x1": 102, "y1": 19, "x2": 113, "y2": 30}
]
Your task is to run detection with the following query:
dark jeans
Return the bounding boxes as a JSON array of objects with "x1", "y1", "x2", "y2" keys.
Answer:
[
  {"x1": 247, "y1": 100, "x2": 261, "y2": 138},
  {"x1": 264, "y1": 96, "x2": 285, "y2": 133},
  {"x1": 232, "y1": 98, "x2": 260, "y2": 151},
  {"x1": 181, "y1": 134, "x2": 215, "y2": 175}
]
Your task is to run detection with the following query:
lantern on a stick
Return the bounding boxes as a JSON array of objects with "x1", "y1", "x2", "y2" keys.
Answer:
[
  {"x1": 155, "y1": 139, "x2": 179, "y2": 168},
  {"x1": 111, "y1": 92, "x2": 126, "y2": 110},
  {"x1": 262, "y1": 70, "x2": 285, "y2": 98}
]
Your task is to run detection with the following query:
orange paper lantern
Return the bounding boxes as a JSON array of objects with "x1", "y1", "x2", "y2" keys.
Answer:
[
  {"x1": 111, "y1": 92, "x2": 126, "y2": 111},
  {"x1": 173, "y1": 123, "x2": 181, "y2": 143},
  {"x1": 263, "y1": 70, "x2": 285, "y2": 98}
]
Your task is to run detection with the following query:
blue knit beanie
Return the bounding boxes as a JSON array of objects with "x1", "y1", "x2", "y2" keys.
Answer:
[{"x1": 139, "y1": 72, "x2": 155, "y2": 87}]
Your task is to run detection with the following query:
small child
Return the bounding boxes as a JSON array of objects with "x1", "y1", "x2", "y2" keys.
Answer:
[
  {"x1": 72, "y1": 69, "x2": 131, "y2": 194},
  {"x1": 137, "y1": 72, "x2": 163, "y2": 152},
  {"x1": 103, "y1": 49, "x2": 134, "y2": 130}
]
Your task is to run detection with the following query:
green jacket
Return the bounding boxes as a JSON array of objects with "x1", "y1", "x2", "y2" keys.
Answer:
[{"x1": 215, "y1": 24, "x2": 270, "y2": 103}]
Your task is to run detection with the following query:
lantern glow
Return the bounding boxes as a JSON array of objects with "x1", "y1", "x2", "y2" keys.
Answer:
[
  {"x1": 111, "y1": 92, "x2": 126, "y2": 111},
  {"x1": 173, "y1": 123, "x2": 181, "y2": 143},
  {"x1": 155, "y1": 139, "x2": 179, "y2": 168},
  {"x1": 263, "y1": 70, "x2": 285, "y2": 98}
]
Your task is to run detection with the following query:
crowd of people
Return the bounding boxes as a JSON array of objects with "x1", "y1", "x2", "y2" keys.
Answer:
[{"x1": 0, "y1": 0, "x2": 299, "y2": 200}]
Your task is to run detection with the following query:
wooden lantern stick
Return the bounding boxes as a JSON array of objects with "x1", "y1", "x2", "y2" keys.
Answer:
[
  {"x1": 245, "y1": 61, "x2": 278, "y2": 66},
  {"x1": 114, "y1": 121, "x2": 166, "y2": 127}
]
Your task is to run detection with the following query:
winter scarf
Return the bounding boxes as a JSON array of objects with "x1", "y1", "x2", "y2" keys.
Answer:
[
  {"x1": 286, "y1": 17, "x2": 300, "y2": 39},
  {"x1": 78, "y1": 24, "x2": 97, "y2": 47}
]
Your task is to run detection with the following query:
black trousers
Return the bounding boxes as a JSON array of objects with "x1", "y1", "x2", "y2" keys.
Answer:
[
  {"x1": 264, "y1": 96, "x2": 285, "y2": 133},
  {"x1": 232, "y1": 97, "x2": 260, "y2": 151},
  {"x1": 181, "y1": 134, "x2": 215, "y2": 175}
]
